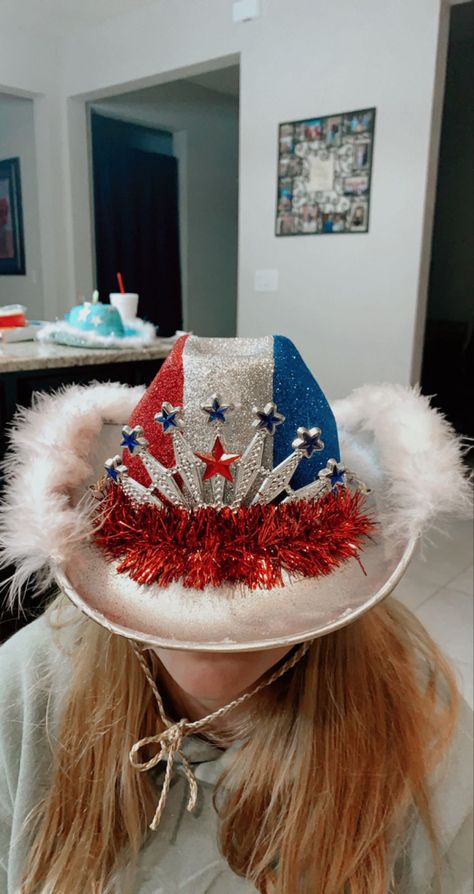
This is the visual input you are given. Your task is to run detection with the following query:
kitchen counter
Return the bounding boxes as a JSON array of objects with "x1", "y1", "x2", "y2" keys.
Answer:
[
  {"x1": 0, "y1": 337, "x2": 172, "y2": 462},
  {"x1": 0, "y1": 338, "x2": 172, "y2": 374}
]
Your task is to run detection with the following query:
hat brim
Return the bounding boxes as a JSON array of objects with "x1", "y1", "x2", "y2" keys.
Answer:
[
  {"x1": 55, "y1": 529, "x2": 416, "y2": 652},
  {"x1": 37, "y1": 320, "x2": 157, "y2": 349}
]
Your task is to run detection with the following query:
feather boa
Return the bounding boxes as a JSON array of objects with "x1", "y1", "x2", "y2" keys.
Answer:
[
  {"x1": 333, "y1": 384, "x2": 472, "y2": 544},
  {"x1": 0, "y1": 381, "x2": 471, "y2": 604},
  {"x1": 37, "y1": 318, "x2": 158, "y2": 349},
  {"x1": 0, "y1": 383, "x2": 144, "y2": 604}
]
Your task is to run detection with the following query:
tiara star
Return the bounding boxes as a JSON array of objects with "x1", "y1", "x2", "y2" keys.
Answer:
[
  {"x1": 154, "y1": 402, "x2": 183, "y2": 433},
  {"x1": 104, "y1": 455, "x2": 128, "y2": 483},
  {"x1": 194, "y1": 437, "x2": 240, "y2": 482},
  {"x1": 253, "y1": 402, "x2": 285, "y2": 435},
  {"x1": 318, "y1": 458, "x2": 347, "y2": 488},
  {"x1": 201, "y1": 395, "x2": 233, "y2": 424},
  {"x1": 292, "y1": 427, "x2": 325, "y2": 458},
  {"x1": 121, "y1": 425, "x2": 148, "y2": 454}
]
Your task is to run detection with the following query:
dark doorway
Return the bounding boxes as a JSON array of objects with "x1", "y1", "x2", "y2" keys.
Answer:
[
  {"x1": 421, "y1": 2, "x2": 474, "y2": 438},
  {"x1": 90, "y1": 112, "x2": 182, "y2": 336}
]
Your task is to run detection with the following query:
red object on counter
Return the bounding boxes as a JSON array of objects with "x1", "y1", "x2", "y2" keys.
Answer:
[{"x1": 0, "y1": 311, "x2": 26, "y2": 328}]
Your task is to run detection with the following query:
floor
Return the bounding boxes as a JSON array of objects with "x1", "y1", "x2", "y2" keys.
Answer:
[{"x1": 393, "y1": 518, "x2": 473, "y2": 708}]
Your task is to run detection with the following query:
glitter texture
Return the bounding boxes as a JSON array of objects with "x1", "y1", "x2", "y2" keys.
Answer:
[
  {"x1": 273, "y1": 335, "x2": 340, "y2": 487},
  {"x1": 182, "y1": 336, "x2": 275, "y2": 468},
  {"x1": 125, "y1": 333, "x2": 188, "y2": 484}
]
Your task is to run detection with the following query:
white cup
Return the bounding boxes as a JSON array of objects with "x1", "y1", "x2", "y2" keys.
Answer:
[{"x1": 109, "y1": 292, "x2": 139, "y2": 322}]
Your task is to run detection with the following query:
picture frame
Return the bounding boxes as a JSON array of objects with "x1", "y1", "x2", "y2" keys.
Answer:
[
  {"x1": 0, "y1": 157, "x2": 26, "y2": 275},
  {"x1": 275, "y1": 107, "x2": 376, "y2": 237}
]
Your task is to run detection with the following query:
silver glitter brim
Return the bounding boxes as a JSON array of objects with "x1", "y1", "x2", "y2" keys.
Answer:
[{"x1": 55, "y1": 532, "x2": 416, "y2": 653}]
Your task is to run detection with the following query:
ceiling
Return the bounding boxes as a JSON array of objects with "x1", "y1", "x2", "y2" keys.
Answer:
[
  {"x1": 190, "y1": 66, "x2": 240, "y2": 98},
  {"x1": 91, "y1": 65, "x2": 240, "y2": 108},
  {"x1": 0, "y1": 0, "x2": 160, "y2": 34}
]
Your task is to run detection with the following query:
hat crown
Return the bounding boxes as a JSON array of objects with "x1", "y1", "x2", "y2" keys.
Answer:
[{"x1": 123, "y1": 334, "x2": 339, "y2": 501}]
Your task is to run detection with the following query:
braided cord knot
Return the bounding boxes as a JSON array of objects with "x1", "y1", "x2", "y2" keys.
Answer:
[
  {"x1": 129, "y1": 717, "x2": 197, "y2": 830},
  {"x1": 129, "y1": 639, "x2": 311, "y2": 830}
]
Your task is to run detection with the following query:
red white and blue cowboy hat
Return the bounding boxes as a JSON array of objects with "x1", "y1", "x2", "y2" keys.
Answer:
[{"x1": 0, "y1": 334, "x2": 470, "y2": 650}]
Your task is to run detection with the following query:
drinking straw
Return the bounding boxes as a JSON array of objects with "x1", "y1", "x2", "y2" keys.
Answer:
[{"x1": 117, "y1": 272, "x2": 125, "y2": 294}]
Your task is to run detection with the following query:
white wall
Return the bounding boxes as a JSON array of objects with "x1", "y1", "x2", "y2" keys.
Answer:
[
  {"x1": 0, "y1": 93, "x2": 44, "y2": 316},
  {"x1": 0, "y1": 26, "x2": 71, "y2": 320},
  {"x1": 92, "y1": 80, "x2": 239, "y2": 336},
  {"x1": 0, "y1": 0, "x2": 449, "y2": 399}
]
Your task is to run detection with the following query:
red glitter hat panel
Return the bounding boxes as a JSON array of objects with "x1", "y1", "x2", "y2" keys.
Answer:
[{"x1": 125, "y1": 334, "x2": 188, "y2": 486}]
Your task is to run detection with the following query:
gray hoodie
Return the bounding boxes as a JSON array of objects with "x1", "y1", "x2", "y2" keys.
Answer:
[{"x1": 0, "y1": 613, "x2": 472, "y2": 893}]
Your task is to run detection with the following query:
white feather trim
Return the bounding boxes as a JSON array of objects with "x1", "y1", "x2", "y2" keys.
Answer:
[
  {"x1": 0, "y1": 382, "x2": 144, "y2": 604},
  {"x1": 333, "y1": 384, "x2": 472, "y2": 545},
  {"x1": 37, "y1": 318, "x2": 157, "y2": 349},
  {"x1": 0, "y1": 381, "x2": 471, "y2": 606}
]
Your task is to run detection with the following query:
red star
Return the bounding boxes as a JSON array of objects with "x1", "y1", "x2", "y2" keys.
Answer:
[{"x1": 194, "y1": 437, "x2": 240, "y2": 482}]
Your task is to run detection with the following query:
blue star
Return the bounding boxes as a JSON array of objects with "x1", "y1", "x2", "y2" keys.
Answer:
[
  {"x1": 154, "y1": 402, "x2": 183, "y2": 433},
  {"x1": 121, "y1": 430, "x2": 138, "y2": 451},
  {"x1": 104, "y1": 455, "x2": 127, "y2": 483},
  {"x1": 253, "y1": 402, "x2": 285, "y2": 435},
  {"x1": 292, "y1": 427, "x2": 325, "y2": 458},
  {"x1": 201, "y1": 395, "x2": 233, "y2": 424},
  {"x1": 318, "y1": 459, "x2": 347, "y2": 489},
  {"x1": 105, "y1": 465, "x2": 120, "y2": 482},
  {"x1": 120, "y1": 425, "x2": 148, "y2": 454}
]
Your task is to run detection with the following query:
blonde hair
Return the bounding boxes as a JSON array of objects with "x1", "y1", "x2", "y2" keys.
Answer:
[{"x1": 21, "y1": 594, "x2": 458, "y2": 894}]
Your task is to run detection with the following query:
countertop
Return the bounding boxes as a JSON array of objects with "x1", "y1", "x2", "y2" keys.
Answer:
[{"x1": 0, "y1": 339, "x2": 172, "y2": 374}]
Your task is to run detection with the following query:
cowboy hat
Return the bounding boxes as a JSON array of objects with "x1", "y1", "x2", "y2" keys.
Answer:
[{"x1": 1, "y1": 335, "x2": 470, "y2": 651}]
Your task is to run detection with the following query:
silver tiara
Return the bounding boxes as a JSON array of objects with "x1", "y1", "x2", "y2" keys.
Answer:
[{"x1": 104, "y1": 394, "x2": 367, "y2": 511}]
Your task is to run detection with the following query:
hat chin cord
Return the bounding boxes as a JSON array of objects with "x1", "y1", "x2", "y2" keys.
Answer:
[{"x1": 129, "y1": 639, "x2": 312, "y2": 831}]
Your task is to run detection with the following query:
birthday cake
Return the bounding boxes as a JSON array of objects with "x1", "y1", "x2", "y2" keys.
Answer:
[{"x1": 38, "y1": 294, "x2": 157, "y2": 349}]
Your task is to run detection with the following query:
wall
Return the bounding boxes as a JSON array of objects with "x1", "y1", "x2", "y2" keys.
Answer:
[
  {"x1": 0, "y1": 0, "x2": 449, "y2": 398},
  {"x1": 0, "y1": 94, "x2": 44, "y2": 316},
  {"x1": 91, "y1": 80, "x2": 239, "y2": 336},
  {"x1": 0, "y1": 25, "x2": 70, "y2": 319}
]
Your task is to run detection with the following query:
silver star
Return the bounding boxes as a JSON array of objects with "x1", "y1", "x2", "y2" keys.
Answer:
[
  {"x1": 292, "y1": 426, "x2": 325, "y2": 458},
  {"x1": 104, "y1": 455, "x2": 128, "y2": 484},
  {"x1": 90, "y1": 314, "x2": 102, "y2": 327},
  {"x1": 318, "y1": 458, "x2": 347, "y2": 487},
  {"x1": 252, "y1": 402, "x2": 285, "y2": 435},
  {"x1": 201, "y1": 394, "x2": 233, "y2": 424},
  {"x1": 120, "y1": 425, "x2": 149, "y2": 455},
  {"x1": 154, "y1": 402, "x2": 184, "y2": 434}
]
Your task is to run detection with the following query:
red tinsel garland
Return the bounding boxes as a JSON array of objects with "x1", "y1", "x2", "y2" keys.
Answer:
[{"x1": 93, "y1": 485, "x2": 375, "y2": 590}]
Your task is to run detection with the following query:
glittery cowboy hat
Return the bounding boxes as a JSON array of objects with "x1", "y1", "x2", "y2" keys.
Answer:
[{"x1": 0, "y1": 335, "x2": 470, "y2": 651}]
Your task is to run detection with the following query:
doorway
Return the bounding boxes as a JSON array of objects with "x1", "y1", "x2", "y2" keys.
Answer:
[
  {"x1": 90, "y1": 112, "x2": 182, "y2": 336},
  {"x1": 420, "y1": 2, "x2": 473, "y2": 438},
  {"x1": 88, "y1": 63, "x2": 240, "y2": 338}
]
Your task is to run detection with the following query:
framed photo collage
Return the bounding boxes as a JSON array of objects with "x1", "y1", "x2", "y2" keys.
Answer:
[{"x1": 276, "y1": 107, "x2": 376, "y2": 237}]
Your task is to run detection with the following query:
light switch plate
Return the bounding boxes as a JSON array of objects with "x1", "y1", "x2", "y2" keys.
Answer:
[
  {"x1": 232, "y1": 0, "x2": 260, "y2": 24},
  {"x1": 254, "y1": 269, "x2": 279, "y2": 292}
]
